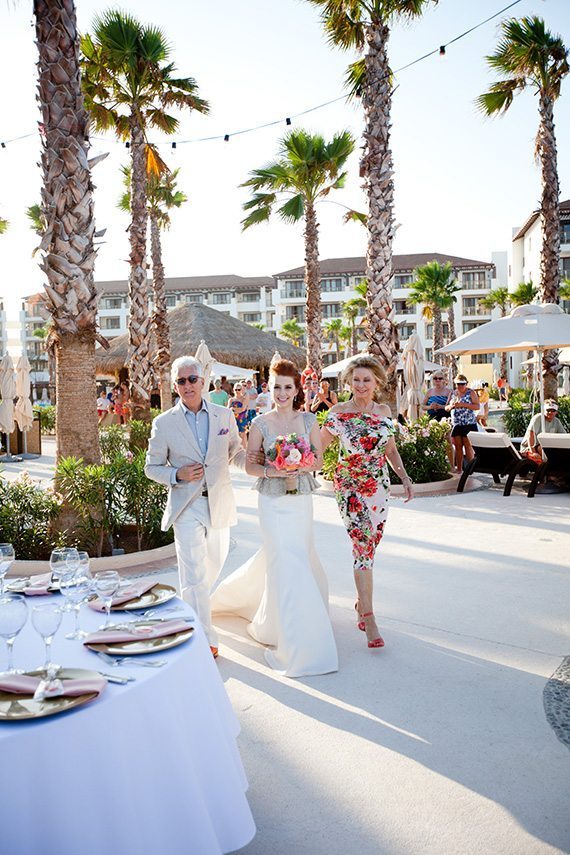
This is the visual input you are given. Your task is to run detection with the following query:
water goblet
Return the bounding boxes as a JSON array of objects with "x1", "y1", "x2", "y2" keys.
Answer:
[
  {"x1": 93, "y1": 571, "x2": 121, "y2": 628},
  {"x1": 0, "y1": 594, "x2": 28, "y2": 674},
  {"x1": 32, "y1": 603, "x2": 63, "y2": 671},
  {"x1": 0, "y1": 543, "x2": 15, "y2": 596},
  {"x1": 62, "y1": 563, "x2": 92, "y2": 641}
]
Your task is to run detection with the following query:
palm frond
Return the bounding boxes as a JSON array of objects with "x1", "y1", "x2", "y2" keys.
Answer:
[
  {"x1": 0, "y1": 217, "x2": 8, "y2": 235},
  {"x1": 241, "y1": 207, "x2": 272, "y2": 231},
  {"x1": 343, "y1": 208, "x2": 367, "y2": 225},
  {"x1": 345, "y1": 57, "x2": 366, "y2": 100},
  {"x1": 277, "y1": 194, "x2": 305, "y2": 223}
]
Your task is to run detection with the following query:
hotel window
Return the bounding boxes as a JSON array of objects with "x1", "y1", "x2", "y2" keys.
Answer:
[
  {"x1": 185, "y1": 293, "x2": 204, "y2": 304},
  {"x1": 320, "y1": 278, "x2": 343, "y2": 293},
  {"x1": 242, "y1": 313, "x2": 262, "y2": 323},
  {"x1": 212, "y1": 293, "x2": 231, "y2": 305},
  {"x1": 426, "y1": 322, "x2": 450, "y2": 339},
  {"x1": 394, "y1": 299, "x2": 414, "y2": 315},
  {"x1": 282, "y1": 281, "x2": 305, "y2": 299},
  {"x1": 394, "y1": 274, "x2": 413, "y2": 288},
  {"x1": 560, "y1": 222, "x2": 570, "y2": 244},
  {"x1": 321, "y1": 303, "x2": 342, "y2": 319},
  {"x1": 285, "y1": 305, "x2": 305, "y2": 322},
  {"x1": 100, "y1": 316, "x2": 121, "y2": 330},
  {"x1": 399, "y1": 324, "x2": 416, "y2": 339},
  {"x1": 463, "y1": 297, "x2": 489, "y2": 316},
  {"x1": 238, "y1": 291, "x2": 260, "y2": 303},
  {"x1": 462, "y1": 271, "x2": 487, "y2": 290},
  {"x1": 463, "y1": 321, "x2": 485, "y2": 334},
  {"x1": 265, "y1": 288, "x2": 273, "y2": 306},
  {"x1": 471, "y1": 354, "x2": 493, "y2": 364},
  {"x1": 166, "y1": 295, "x2": 177, "y2": 308},
  {"x1": 100, "y1": 297, "x2": 125, "y2": 310}
]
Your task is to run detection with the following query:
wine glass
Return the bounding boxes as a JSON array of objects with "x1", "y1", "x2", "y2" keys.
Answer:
[
  {"x1": 0, "y1": 594, "x2": 28, "y2": 674},
  {"x1": 93, "y1": 571, "x2": 120, "y2": 628},
  {"x1": 61, "y1": 557, "x2": 92, "y2": 640},
  {"x1": 50, "y1": 548, "x2": 79, "y2": 612},
  {"x1": 0, "y1": 543, "x2": 15, "y2": 596},
  {"x1": 32, "y1": 603, "x2": 62, "y2": 671}
]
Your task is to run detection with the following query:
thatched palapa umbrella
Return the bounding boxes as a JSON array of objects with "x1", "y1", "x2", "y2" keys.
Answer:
[{"x1": 96, "y1": 303, "x2": 305, "y2": 380}]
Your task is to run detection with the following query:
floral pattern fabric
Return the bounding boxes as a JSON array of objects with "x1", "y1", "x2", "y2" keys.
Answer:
[
  {"x1": 324, "y1": 411, "x2": 395, "y2": 572},
  {"x1": 230, "y1": 399, "x2": 249, "y2": 433}
]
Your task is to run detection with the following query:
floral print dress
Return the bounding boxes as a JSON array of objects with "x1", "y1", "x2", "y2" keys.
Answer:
[{"x1": 324, "y1": 411, "x2": 396, "y2": 573}]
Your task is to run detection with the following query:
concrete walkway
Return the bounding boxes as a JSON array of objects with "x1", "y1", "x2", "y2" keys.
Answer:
[{"x1": 2, "y1": 441, "x2": 569, "y2": 853}]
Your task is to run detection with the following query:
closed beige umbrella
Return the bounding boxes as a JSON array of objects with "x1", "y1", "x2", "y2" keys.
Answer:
[
  {"x1": 400, "y1": 334, "x2": 425, "y2": 422},
  {"x1": 0, "y1": 353, "x2": 17, "y2": 460},
  {"x1": 14, "y1": 355, "x2": 36, "y2": 458},
  {"x1": 195, "y1": 340, "x2": 214, "y2": 390}
]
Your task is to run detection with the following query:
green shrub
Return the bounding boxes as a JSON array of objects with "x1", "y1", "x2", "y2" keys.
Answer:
[
  {"x1": 151, "y1": 407, "x2": 161, "y2": 421},
  {"x1": 99, "y1": 424, "x2": 128, "y2": 463},
  {"x1": 112, "y1": 450, "x2": 172, "y2": 550},
  {"x1": 502, "y1": 404, "x2": 536, "y2": 437},
  {"x1": 390, "y1": 417, "x2": 451, "y2": 484},
  {"x1": 33, "y1": 404, "x2": 55, "y2": 434},
  {"x1": 0, "y1": 474, "x2": 64, "y2": 559},
  {"x1": 507, "y1": 387, "x2": 533, "y2": 406},
  {"x1": 128, "y1": 419, "x2": 152, "y2": 453}
]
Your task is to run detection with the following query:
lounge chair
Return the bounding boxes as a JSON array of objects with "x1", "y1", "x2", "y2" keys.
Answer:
[
  {"x1": 456, "y1": 431, "x2": 546, "y2": 496},
  {"x1": 526, "y1": 433, "x2": 570, "y2": 498}
]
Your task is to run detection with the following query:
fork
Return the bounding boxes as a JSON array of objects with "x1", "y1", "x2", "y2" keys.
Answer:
[
  {"x1": 95, "y1": 651, "x2": 167, "y2": 668},
  {"x1": 128, "y1": 607, "x2": 184, "y2": 618}
]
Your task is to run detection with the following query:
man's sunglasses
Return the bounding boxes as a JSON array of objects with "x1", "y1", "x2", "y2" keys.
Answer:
[{"x1": 176, "y1": 376, "x2": 201, "y2": 386}]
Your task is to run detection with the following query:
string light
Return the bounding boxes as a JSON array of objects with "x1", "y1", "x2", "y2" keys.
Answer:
[{"x1": 0, "y1": 0, "x2": 524, "y2": 152}]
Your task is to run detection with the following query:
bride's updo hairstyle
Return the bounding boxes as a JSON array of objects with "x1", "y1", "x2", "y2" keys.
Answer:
[
  {"x1": 342, "y1": 355, "x2": 387, "y2": 404},
  {"x1": 269, "y1": 359, "x2": 305, "y2": 411}
]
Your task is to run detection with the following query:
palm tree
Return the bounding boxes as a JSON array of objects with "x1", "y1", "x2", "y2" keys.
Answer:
[
  {"x1": 119, "y1": 161, "x2": 187, "y2": 411},
  {"x1": 81, "y1": 11, "x2": 209, "y2": 420},
  {"x1": 342, "y1": 299, "x2": 362, "y2": 355},
  {"x1": 339, "y1": 323, "x2": 353, "y2": 358},
  {"x1": 478, "y1": 16, "x2": 569, "y2": 397},
  {"x1": 306, "y1": 0, "x2": 438, "y2": 400},
  {"x1": 480, "y1": 286, "x2": 511, "y2": 378},
  {"x1": 510, "y1": 280, "x2": 538, "y2": 307},
  {"x1": 251, "y1": 322, "x2": 266, "y2": 331},
  {"x1": 242, "y1": 128, "x2": 355, "y2": 378},
  {"x1": 34, "y1": 0, "x2": 102, "y2": 465},
  {"x1": 324, "y1": 317, "x2": 344, "y2": 360},
  {"x1": 280, "y1": 319, "x2": 305, "y2": 348},
  {"x1": 0, "y1": 218, "x2": 8, "y2": 235},
  {"x1": 438, "y1": 272, "x2": 460, "y2": 375},
  {"x1": 407, "y1": 261, "x2": 456, "y2": 366}
]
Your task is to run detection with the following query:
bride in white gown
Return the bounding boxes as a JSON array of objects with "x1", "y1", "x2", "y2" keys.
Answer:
[{"x1": 211, "y1": 359, "x2": 338, "y2": 678}]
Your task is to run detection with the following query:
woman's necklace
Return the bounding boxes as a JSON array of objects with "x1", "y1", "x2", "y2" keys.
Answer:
[
  {"x1": 351, "y1": 399, "x2": 375, "y2": 414},
  {"x1": 273, "y1": 407, "x2": 300, "y2": 434}
]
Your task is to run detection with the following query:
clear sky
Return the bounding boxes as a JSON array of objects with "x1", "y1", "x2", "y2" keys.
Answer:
[{"x1": 1, "y1": 0, "x2": 569, "y2": 332}]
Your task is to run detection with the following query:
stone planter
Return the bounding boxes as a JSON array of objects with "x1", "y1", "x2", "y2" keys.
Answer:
[{"x1": 8, "y1": 542, "x2": 177, "y2": 580}]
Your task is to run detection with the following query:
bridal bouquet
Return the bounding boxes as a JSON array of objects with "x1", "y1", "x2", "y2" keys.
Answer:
[{"x1": 265, "y1": 434, "x2": 316, "y2": 493}]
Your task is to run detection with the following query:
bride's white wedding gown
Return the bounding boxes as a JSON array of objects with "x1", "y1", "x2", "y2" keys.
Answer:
[{"x1": 211, "y1": 413, "x2": 338, "y2": 678}]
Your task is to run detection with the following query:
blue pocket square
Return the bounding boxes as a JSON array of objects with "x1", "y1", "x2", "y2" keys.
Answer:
[{"x1": 218, "y1": 427, "x2": 229, "y2": 435}]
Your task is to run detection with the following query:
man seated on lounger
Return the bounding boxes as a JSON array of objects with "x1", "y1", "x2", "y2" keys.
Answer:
[{"x1": 520, "y1": 400, "x2": 566, "y2": 465}]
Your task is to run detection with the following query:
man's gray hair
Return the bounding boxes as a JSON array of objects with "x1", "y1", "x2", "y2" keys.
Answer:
[{"x1": 171, "y1": 356, "x2": 203, "y2": 385}]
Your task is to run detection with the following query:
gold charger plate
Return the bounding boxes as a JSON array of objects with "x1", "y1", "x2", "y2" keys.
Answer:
[
  {"x1": 111, "y1": 582, "x2": 177, "y2": 611},
  {"x1": 6, "y1": 578, "x2": 59, "y2": 593},
  {"x1": 86, "y1": 625, "x2": 194, "y2": 656},
  {"x1": 0, "y1": 668, "x2": 102, "y2": 722}
]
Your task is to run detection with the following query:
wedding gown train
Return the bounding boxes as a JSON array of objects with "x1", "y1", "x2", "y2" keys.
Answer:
[{"x1": 212, "y1": 492, "x2": 338, "y2": 678}]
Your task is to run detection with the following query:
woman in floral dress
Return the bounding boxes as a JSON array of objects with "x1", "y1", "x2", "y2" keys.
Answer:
[{"x1": 321, "y1": 356, "x2": 413, "y2": 649}]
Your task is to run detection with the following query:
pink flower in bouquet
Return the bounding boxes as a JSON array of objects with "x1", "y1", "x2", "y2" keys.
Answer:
[{"x1": 266, "y1": 433, "x2": 316, "y2": 472}]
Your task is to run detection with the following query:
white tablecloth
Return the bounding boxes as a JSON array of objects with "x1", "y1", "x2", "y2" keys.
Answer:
[{"x1": 0, "y1": 595, "x2": 255, "y2": 855}]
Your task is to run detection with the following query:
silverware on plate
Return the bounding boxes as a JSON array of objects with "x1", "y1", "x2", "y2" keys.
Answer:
[
  {"x1": 95, "y1": 651, "x2": 167, "y2": 668},
  {"x1": 98, "y1": 672, "x2": 136, "y2": 684}
]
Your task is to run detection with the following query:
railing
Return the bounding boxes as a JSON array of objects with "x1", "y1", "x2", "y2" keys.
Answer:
[
  {"x1": 461, "y1": 280, "x2": 489, "y2": 291},
  {"x1": 280, "y1": 289, "x2": 306, "y2": 299},
  {"x1": 463, "y1": 306, "x2": 491, "y2": 317}
]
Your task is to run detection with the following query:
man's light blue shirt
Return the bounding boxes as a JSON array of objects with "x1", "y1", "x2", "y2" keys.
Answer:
[{"x1": 171, "y1": 396, "x2": 210, "y2": 485}]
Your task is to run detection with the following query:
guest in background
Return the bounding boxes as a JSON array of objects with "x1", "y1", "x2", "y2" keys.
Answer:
[
  {"x1": 244, "y1": 379, "x2": 258, "y2": 425},
  {"x1": 310, "y1": 379, "x2": 338, "y2": 414},
  {"x1": 97, "y1": 388, "x2": 110, "y2": 425},
  {"x1": 255, "y1": 381, "x2": 272, "y2": 414},
  {"x1": 445, "y1": 374, "x2": 479, "y2": 473},
  {"x1": 520, "y1": 400, "x2": 566, "y2": 465},
  {"x1": 476, "y1": 382, "x2": 490, "y2": 427},
  {"x1": 220, "y1": 376, "x2": 232, "y2": 396},
  {"x1": 210, "y1": 378, "x2": 229, "y2": 407},
  {"x1": 229, "y1": 383, "x2": 249, "y2": 447},
  {"x1": 422, "y1": 370, "x2": 451, "y2": 421},
  {"x1": 120, "y1": 381, "x2": 131, "y2": 424},
  {"x1": 304, "y1": 377, "x2": 319, "y2": 412}
]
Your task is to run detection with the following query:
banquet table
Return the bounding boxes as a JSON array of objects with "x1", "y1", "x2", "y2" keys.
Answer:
[{"x1": 0, "y1": 592, "x2": 256, "y2": 855}]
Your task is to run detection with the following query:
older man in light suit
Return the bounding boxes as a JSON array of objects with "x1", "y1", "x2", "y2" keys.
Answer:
[{"x1": 145, "y1": 356, "x2": 246, "y2": 657}]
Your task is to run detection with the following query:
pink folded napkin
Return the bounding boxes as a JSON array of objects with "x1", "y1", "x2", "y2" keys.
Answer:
[
  {"x1": 88, "y1": 579, "x2": 158, "y2": 612},
  {"x1": 0, "y1": 673, "x2": 106, "y2": 697},
  {"x1": 22, "y1": 573, "x2": 53, "y2": 596},
  {"x1": 84, "y1": 618, "x2": 191, "y2": 646}
]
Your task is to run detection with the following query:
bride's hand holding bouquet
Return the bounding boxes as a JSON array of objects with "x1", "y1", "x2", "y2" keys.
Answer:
[{"x1": 265, "y1": 433, "x2": 317, "y2": 491}]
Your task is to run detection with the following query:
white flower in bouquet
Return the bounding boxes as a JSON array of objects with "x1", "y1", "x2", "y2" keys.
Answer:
[{"x1": 287, "y1": 448, "x2": 302, "y2": 465}]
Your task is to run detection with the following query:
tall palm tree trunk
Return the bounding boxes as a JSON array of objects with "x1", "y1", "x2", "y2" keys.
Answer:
[
  {"x1": 432, "y1": 307, "x2": 444, "y2": 366},
  {"x1": 445, "y1": 306, "x2": 457, "y2": 375},
  {"x1": 128, "y1": 118, "x2": 152, "y2": 421},
  {"x1": 34, "y1": 0, "x2": 101, "y2": 464},
  {"x1": 149, "y1": 214, "x2": 173, "y2": 411},
  {"x1": 362, "y1": 21, "x2": 399, "y2": 404},
  {"x1": 304, "y1": 201, "x2": 322, "y2": 377},
  {"x1": 537, "y1": 94, "x2": 561, "y2": 397}
]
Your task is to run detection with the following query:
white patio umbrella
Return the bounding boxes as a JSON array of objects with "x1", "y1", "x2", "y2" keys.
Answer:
[
  {"x1": 211, "y1": 360, "x2": 256, "y2": 381},
  {"x1": 0, "y1": 353, "x2": 17, "y2": 460},
  {"x1": 400, "y1": 333, "x2": 425, "y2": 421},
  {"x1": 194, "y1": 340, "x2": 214, "y2": 390},
  {"x1": 14, "y1": 354, "x2": 36, "y2": 458},
  {"x1": 438, "y1": 303, "x2": 570, "y2": 433},
  {"x1": 322, "y1": 352, "x2": 442, "y2": 378}
]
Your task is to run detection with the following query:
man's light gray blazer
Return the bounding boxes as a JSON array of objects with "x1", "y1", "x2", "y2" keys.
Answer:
[{"x1": 145, "y1": 400, "x2": 246, "y2": 531}]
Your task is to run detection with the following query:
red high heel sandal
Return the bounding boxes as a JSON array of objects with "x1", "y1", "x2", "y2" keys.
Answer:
[
  {"x1": 354, "y1": 602, "x2": 365, "y2": 632},
  {"x1": 360, "y1": 613, "x2": 385, "y2": 649}
]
